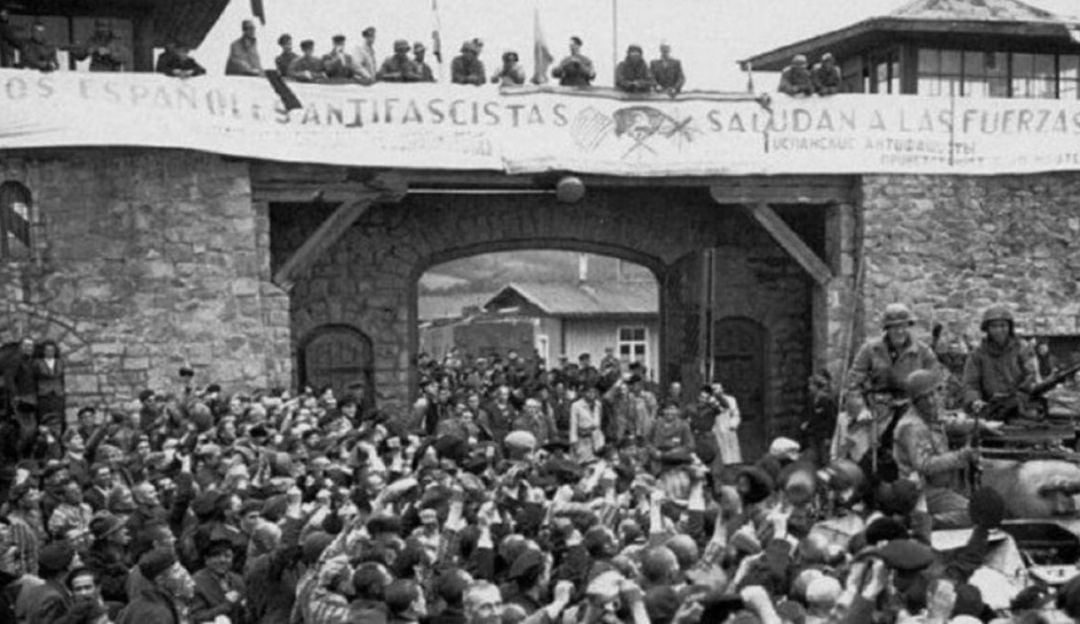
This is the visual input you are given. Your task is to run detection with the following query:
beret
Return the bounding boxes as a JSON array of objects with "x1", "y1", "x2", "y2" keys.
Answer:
[
  {"x1": 737, "y1": 466, "x2": 775, "y2": 505},
  {"x1": 508, "y1": 548, "x2": 545, "y2": 581},
  {"x1": 39, "y1": 541, "x2": 76, "y2": 575},
  {"x1": 138, "y1": 548, "x2": 177, "y2": 581},
  {"x1": 873, "y1": 538, "x2": 935, "y2": 572},
  {"x1": 89, "y1": 512, "x2": 126, "y2": 540},
  {"x1": 504, "y1": 431, "x2": 537, "y2": 452},
  {"x1": 301, "y1": 531, "x2": 334, "y2": 564},
  {"x1": 769, "y1": 437, "x2": 801, "y2": 459},
  {"x1": 864, "y1": 517, "x2": 909, "y2": 545}
]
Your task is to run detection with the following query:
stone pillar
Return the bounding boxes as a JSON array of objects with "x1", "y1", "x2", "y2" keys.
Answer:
[{"x1": 818, "y1": 201, "x2": 860, "y2": 380}]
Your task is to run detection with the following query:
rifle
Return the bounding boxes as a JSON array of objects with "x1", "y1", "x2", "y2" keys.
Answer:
[{"x1": 1030, "y1": 359, "x2": 1080, "y2": 399}]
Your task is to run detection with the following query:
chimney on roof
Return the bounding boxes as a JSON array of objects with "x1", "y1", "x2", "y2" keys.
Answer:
[{"x1": 578, "y1": 253, "x2": 588, "y2": 284}]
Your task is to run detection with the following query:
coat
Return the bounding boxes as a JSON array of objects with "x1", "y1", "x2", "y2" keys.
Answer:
[
  {"x1": 961, "y1": 336, "x2": 1036, "y2": 409},
  {"x1": 191, "y1": 567, "x2": 246, "y2": 623},
  {"x1": 117, "y1": 587, "x2": 180, "y2": 624},
  {"x1": 893, "y1": 408, "x2": 967, "y2": 490},
  {"x1": 847, "y1": 335, "x2": 939, "y2": 402},
  {"x1": 19, "y1": 578, "x2": 73, "y2": 624},
  {"x1": 715, "y1": 394, "x2": 742, "y2": 464}
]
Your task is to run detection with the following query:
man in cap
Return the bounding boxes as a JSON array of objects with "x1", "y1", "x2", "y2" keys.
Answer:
[
  {"x1": 552, "y1": 36, "x2": 595, "y2": 87},
  {"x1": 413, "y1": 42, "x2": 435, "y2": 82},
  {"x1": 962, "y1": 305, "x2": 1037, "y2": 421},
  {"x1": 322, "y1": 34, "x2": 356, "y2": 80},
  {"x1": 118, "y1": 549, "x2": 185, "y2": 623},
  {"x1": 778, "y1": 54, "x2": 813, "y2": 95},
  {"x1": 288, "y1": 39, "x2": 327, "y2": 82},
  {"x1": 71, "y1": 18, "x2": 127, "y2": 72},
  {"x1": 275, "y1": 33, "x2": 297, "y2": 75},
  {"x1": 225, "y1": 19, "x2": 262, "y2": 76},
  {"x1": 451, "y1": 40, "x2": 486, "y2": 85},
  {"x1": 378, "y1": 39, "x2": 421, "y2": 82},
  {"x1": 847, "y1": 304, "x2": 939, "y2": 469},
  {"x1": 650, "y1": 43, "x2": 686, "y2": 96},
  {"x1": 894, "y1": 369, "x2": 977, "y2": 528},
  {"x1": 811, "y1": 52, "x2": 841, "y2": 95},
  {"x1": 18, "y1": 541, "x2": 77, "y2": 623},
  {"x1": 191, "y1": 539, "x2": 245, "y2": 623},
  {"x1": 84, "y1": 511, "x2": 131, "y2": 604},
  {"x1": 490, "y1": 50, "x2": 525, "y2": 86},
  {"x1": 615, "y1": 45, "x2": 655, "y2": 93},
  {"x1": 18, "y1": 22, "x2": 59, "y2": 71},
  {"x1": 351, "y1": 26, "x2": 378, "y2": 84}
]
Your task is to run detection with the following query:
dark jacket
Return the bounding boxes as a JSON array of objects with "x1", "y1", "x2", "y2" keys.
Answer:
[
  {"x1": 117, "y1": 587, "x2": 180, "y2": 624},
  {"x1": 961, "y1": 336, "x2": 1036, "y2": 409},
  {"x1": 22, "y1": 578, "x2": 74, "y2": 624},
  {"x1": 244, "y1": 516, "x2": 304, "y2": 624},
  {"x1": 84, "y1": 540, "x2": 131, "y2": 603},
  {"x1": 191, "y1": 567, "x2": 246, "y2": 623},
  {"x1": 450, "y1": 55, "x2": 485, "y2": 85}
]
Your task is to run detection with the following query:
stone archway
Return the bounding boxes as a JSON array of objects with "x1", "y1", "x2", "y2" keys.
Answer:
[
  {"x1": 0, "y1": 302, "x2": 98, "y2": 418},
  {"x1": 274, "y1": 186, "x2": 824, "y2": 435}
]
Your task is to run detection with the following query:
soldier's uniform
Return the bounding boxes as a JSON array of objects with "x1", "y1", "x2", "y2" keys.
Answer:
[{"x1": 962, "y1": 305, "x2": 1036, "y2": 419}]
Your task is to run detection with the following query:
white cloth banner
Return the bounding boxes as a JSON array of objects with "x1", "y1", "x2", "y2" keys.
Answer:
[{"x1": 4, "y1": 68, "x2": 1080, "y2": 176}]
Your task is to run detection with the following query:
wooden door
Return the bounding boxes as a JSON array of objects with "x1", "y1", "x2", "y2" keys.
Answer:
[
  {"x1": 712, "y1": 317, "x2": 767, "y2": 458},
  {"x1": 302, "y1": 326, "x2": 374, "y2": 407}
]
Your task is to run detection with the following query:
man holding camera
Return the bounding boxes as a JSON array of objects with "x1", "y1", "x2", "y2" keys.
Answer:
[{"x1": 552, "y1": 36, "x2": 595, "y2": 87}]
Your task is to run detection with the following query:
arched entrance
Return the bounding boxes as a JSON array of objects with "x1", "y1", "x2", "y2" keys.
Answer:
[
  {"x1": 273, "y1": 184, "x2": 824, "y2": 439},
  {"x1": 299, "y1": 325, "x2": 375, "y2": 409}
]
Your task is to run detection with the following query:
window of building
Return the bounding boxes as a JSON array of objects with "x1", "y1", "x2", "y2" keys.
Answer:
[
  {"x1": 1012, "y1": 53, "x2": 1057, "y2": 99},
  {"x1": 1062, "y1": 55, "x2": 1080, "y2": 100},
  {"x1": 871, "y1": 50, "x2": 900, "y2": 94},
  {"x1": 841, "y1": 56, "x2": 867, "y2": 93},
  {"x1": 0, "y1": 181, "x2": 32, "y2": 260},
  {"x1": 618, "y1": 327, "x2": 647, "y2": 363},
  {"x1": 916, "y1": 48, "x2": 1080, "y2": 99},
  {"x1": 7, "y1": 14, "x2": 133, "y2": 71},
  {"x1": 535, "y1": 335, "x2": 550, "y2": 366}
]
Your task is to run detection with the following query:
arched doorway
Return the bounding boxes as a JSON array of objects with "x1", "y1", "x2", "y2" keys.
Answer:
[
  {"x1": 712, "y1": 316, "x2": 768, "y2": 458},
  {"x1": 299, "y1": 325, "x2": 375, "y2": 409}
]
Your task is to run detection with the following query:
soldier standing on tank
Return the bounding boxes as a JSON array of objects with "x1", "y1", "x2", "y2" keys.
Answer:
[
  {"x1": 846, "y1": 304, "x2": 939, "y2": 479},
  {"x1": 894, "y1": 369, "x2": 978, "y2": 528},
  {"x1": 962, "y1": 306, "x2": 1037, "y2": 421},
  {"x1": 848, "y1": 304, "x2": 940, "y2": 421}
]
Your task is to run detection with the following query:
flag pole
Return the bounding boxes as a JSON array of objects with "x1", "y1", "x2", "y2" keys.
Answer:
[{"x1": 611, "y1": 0, "x2": 618, "y2": 80}]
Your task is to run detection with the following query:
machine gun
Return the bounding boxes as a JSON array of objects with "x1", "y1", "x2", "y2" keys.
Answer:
[
  {"x1": 1029, "y1": 359, "x2": 1080, "y2": 409},
  {"x1": 978, "y1": 359, "x2": 1080, "y2": 424}
]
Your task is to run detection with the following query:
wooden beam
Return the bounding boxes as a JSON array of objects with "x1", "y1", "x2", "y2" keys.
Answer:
[
  {"x1": 272, "y1": 175, "x2": 406, "y2": 290},
  {"x1": 726, "y1": 198, "x2": 833, "y2": 286}
]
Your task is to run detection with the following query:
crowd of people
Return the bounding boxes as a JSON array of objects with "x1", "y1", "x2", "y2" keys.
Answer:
[
  {"x1": 2, "y1": 301, "x2": 1080, "y2": 623},
  {"x1": 0, "y1": 9, "x2": 692, "y2": 95}
]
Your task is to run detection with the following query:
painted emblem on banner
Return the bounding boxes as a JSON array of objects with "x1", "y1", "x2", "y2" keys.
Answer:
[{"x1": 570, "y1": 105, "x2": 700, "y2": 159}]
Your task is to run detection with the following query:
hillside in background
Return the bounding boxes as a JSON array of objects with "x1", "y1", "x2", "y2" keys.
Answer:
[{"x1": 419, "y1": 251, "x2": 654, "y2": 295}]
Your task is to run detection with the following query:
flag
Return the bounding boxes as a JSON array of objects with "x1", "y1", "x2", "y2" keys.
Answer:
[
  {"x1": 531, "y1": 7, "x2": 553, "y2": 85},
  {"x1": 251, "y1": 0, "x2": 266, "y2": 25},
  {"x1": 431, "y1": 0, "x2": 443, "y2": 64}
]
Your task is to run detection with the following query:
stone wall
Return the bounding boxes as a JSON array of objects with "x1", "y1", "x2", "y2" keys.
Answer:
[
  {"x1": 861, "y1": 174, "x2": 1080, "y2": 344},
  {"x1": 279, "y1": 189, "x2": 816, "y2": 451},
  {"x1": 0, "y1": 149, "x2": 291, "y2": 414}
]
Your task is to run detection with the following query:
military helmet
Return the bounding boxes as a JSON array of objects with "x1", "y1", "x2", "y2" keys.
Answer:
[
  {"x1": 980, "y1": 305, "x2": 1014, "y2": 331},
  {"x1": 905, "y1": 369, "x2": 940, "y2": 400},
  {"x1": 882, "y1": 303, "x2": 915, "y2": 329}
]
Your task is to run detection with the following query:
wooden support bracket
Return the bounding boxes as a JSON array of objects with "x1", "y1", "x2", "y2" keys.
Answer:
[
  {"x1": 710, "y1": 192, "x2": 832, "y2": 286},
  {"x1": 272, "y1": 173, "x2": 407, "y2": 291}
]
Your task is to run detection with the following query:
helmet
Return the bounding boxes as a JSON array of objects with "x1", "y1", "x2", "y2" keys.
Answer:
[
  {"x1": 980, "y1": 305, "x2": 1014, "y2": 332},
  {"x1": 882, "y1": 303, "x2": 915, "y2": 329},
  {"x1": 905, "y1": 369, "x2": 940, "y2": 400}
]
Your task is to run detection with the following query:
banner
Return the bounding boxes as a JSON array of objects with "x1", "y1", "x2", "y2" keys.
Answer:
[{"x1": 3, "y1": 68, "x2": 1080, "y2": 176}]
